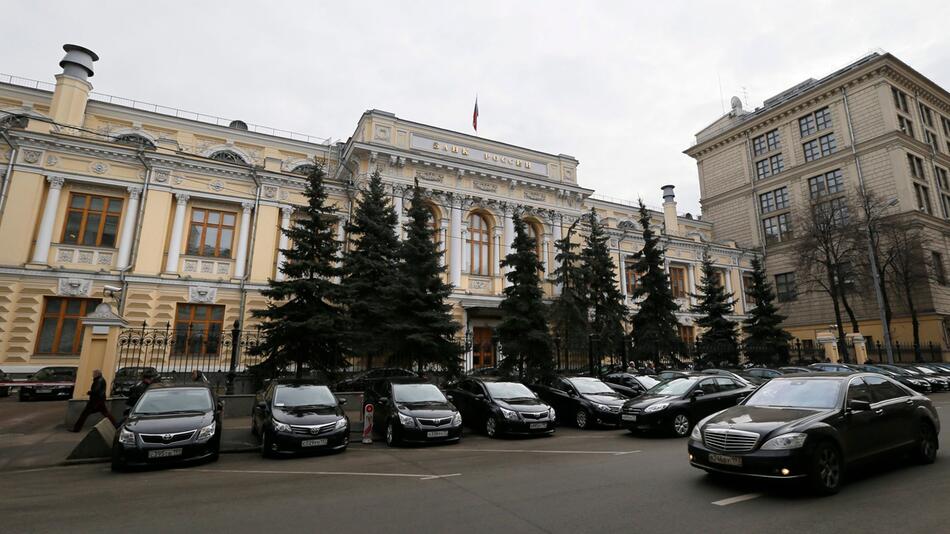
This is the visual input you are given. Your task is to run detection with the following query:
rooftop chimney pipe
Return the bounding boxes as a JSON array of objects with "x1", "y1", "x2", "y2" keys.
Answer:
[{"x1": 59, "y1": 44, "x2": 99, "y2": 81}]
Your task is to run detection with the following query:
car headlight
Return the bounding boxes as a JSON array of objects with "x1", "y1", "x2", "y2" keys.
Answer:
[
  {"x1": 197, "y1": 422, "x2": 216, "y2": 441},
  {"x1": 334, "y1": 417, "x2": 348, "y2": 431},
  {"x1": 272, "y1": 420, "x2": 291, "y2": 433},
  {"x1": 398, "y1": 412, "x2": 417, "y2": 428},
  {"x1": 119, "y1": 428, "x2": 136, "y2": 445},
  {"x1": 548, "y1": 407, "x2": 556, "y2": 421},
  {"x1": 594, "y1": 403, "x2": 612, "y2": 412},
  {"x1": 690, "y1": 425, "x2": 702, "y2": 441},
  {"x1": 644, "y1": 402, "x2": 669, "y2": 413},
  {"x1": 499, "y1": 407, "x2": 519, "y2": 420},
  {"x1": 761, "y1": 432, "x2": 807, "y2": 450},
  {"x1": 452, "y1": 412, "x2": 463, "y2": 427}
]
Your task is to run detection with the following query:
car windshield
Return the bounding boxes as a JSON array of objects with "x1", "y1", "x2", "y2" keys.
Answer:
[
  {"x1": 569, "y1": 378, "x2": 615, "y2": 395},
  {"x1": 485, "y1": 382, "x2": 536, "y2": 400},
  {"x1": 637, "y1": 376, "x2": 661, "y2": 389},
  {"x1": 879, "y1": 365, "x2": 910, "y2": 376},
  {"x1": 745, "y1": 379, "x2": 842, "y2": 409},
  {"x1": 393, "y1": 383, "x2": 446, "y2": 404},
  {"x1": 899, "y1": 367, "x2": 922, "y2": 376},
  {"x1": 32, "y1": 368, "x2": 74, "y2": 381},
  {"x1": 115, "y1": 367, "x2": 151, "y2": 378},
  {"x1": 133, "y1": 388, "x2": 213, "y2": 415},
  {"x1": 646, "y1": 378, "x2": 698, "y2": 396},
  {"x1": 274, "y1": 385, "x2": 336, "y2": 407}
]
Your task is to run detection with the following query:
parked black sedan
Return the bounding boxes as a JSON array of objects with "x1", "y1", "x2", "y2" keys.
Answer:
[
  {"x1": 365, "y1": 378, "x2": 462, "y2": 446},
  {"x1": 688, "y1": 373, "x2": 939, "y2": 494},
  {"x1": 447, "y1": 378, "x2": 555, "y2": 437},
  {"x1": 18, "y1": 366, "x2": 77, "y2": 401},
  {"x1": 622, "y1": 374, "x2": 753, "y2": 437},
  {"x1": 252, "y1": 379, "x2": 349, "y2": 457},
  {"x1": 0, "y1": 368, "x2": 10, "y2": 397},
  {"x1": 738, "y1": 368, "x2": 784, "y2": 385},
  {"x1": 111, "y1": 366, "x2": 159, "y2": 397},
  {"x1": 528, "y1": 376, "x2": 627, "y2": 429},
  {"x1": 334, "y1": 367, "x2": 418, "y2": 392},
  {"x1": 603, "y1": 373, "x2": 662, "y2": 398},
  {"x1": 112, "y1": 384, "x2": 222, "y2": 471},
  {"x1": 853, "y1": 364, "x2": 931, "y2": 394}
]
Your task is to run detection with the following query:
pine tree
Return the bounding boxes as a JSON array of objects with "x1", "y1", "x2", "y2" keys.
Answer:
[
  {"x1": 548, "y1": 220, "x2": 589, "y2": 371},
  {"x1": 581, "y1": 208, "x2": 628, "y2": 370},
  {"x1": 496, "y1": 213, "x2": 553, "y2": 381},
  {"x1": 742, "y1": 256, "x2": 792, "y2": 365},
  {"x1": 691, "y1": 251, "x2": 740, "y2": 366},
  {"x1": 389, "y1": 181, "x2": 462, "y2": 374},
  {"x1": 630, "y1": 200, "x2": 680, "y2": 366},
  {"x1": 340, "y1": 170, "x2": 402, "y2": 367},
  {"x1": 252, "y1": 163, "x2": 347, "y2": 377}
]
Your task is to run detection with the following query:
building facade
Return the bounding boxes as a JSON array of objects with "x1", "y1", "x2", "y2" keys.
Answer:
[
  {"x1": 686, "y1": 52, "x2": 950, "y2": 356},
  {"x1": 0, "y1": 45, "x2": 754, "y2": 373}
]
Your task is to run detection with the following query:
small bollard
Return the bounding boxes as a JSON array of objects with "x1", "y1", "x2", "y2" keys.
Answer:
[{"x1": 362, "y1": 403, "x2": 374, "y2": 444}]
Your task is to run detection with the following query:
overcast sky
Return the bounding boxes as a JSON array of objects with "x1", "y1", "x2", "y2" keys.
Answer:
[{"x1": 4, "y1": 1, "x2": 948, "y2": 213}]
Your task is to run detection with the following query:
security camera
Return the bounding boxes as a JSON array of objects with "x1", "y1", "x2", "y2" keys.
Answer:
[{"x1": 103, "y1": 285, "x2": 123, "y2": 294}]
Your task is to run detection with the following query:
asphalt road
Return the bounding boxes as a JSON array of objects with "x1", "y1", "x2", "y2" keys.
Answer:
[{"x1": 3, "y1": 398, "x2": 950, "y2": 534}]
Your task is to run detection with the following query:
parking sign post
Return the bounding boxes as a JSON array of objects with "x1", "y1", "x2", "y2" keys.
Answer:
[{"x1": 362, "y1": 403, "x2": 374, "y2": 444}]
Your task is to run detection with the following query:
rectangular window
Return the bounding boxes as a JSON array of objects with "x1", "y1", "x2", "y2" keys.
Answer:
[
  {"x1": 759, "y1": 187, "x2": 789, "y2": 213},
  {"x1": 908, "y1": 154, "x2": 925, "y2": 180},
  {"x1": 186, "y1": 208, "x2": 236, "y2": 258},
  {"x1": 936, "y1": 167, "x2": 949, "y2": 190},
  {"x1": 898, "y1": 115, "x2": 915, "y2": 137},
  {"x1": 933, "y1": 252, "x2": 946, "y2": 285},
  {"x1": 915, "y1": 183, "x2": 933, "y2": 214},
  {"x1": 172, "y1": 303, "x2": 225, "y2": 358},
  {"x1": 624, "y1": 262, "x2": 638, "y2": 295},
  {"x1": 762, "y1": 213, "x2": 792, "y2": 244},
  {"x1": 35, "y1": 297, "x2": 101, "y2": 355},
  {"x1": 754, "y1": 154, "x2": 784, "y2": 180},
  {"x1": 677, "y1": 325, "x2": 694, "y2": 344},
  {"x1": 827, "y1": 197, "x2": 850, "y2": 227},
  {"x1": 808, "y1": 169, "x2": 844, "y2": 199},
  {"x1": 919, "y1": 103, "x2": 935, "y2": 128},
  {"x1": 803, "y1": 139, "x2": 819, "y2": 162},
  {"x1": 892, "y1": 87, "x2": 909, "y2": 113},
  {"x1": 942, "y1": 116, "x2": 950, "y2": 137},
  {"x1": 669, "y1": 265, "x2": 687, "y2": 299},
  {"x1": 925, "y1": 130, "x2": 939, "y2": 153},
  {"x1": 61, "y1": 193, "x2": 123, "y2": 248},
  {"x1": 819, "y1": 133, "x2": 837, "y2": 156},
  {"x1": 799, "y1": 107, "x2": 832, "y2": 137},
  {"x1": 775, "y1": 273, "x2": 797, "y2": 302},
  {"x1": 799, "y1": 115, "x2": 816, "y2": 138},
  {"x1": 742, "y1": 273, "x2": 756, "y2": 308},
  {"x1": 753, "y1": 129, "x2": 781, "y2": 156},
  {"x1": 941, "y1": 193, "x2": 950, "y2": 219}
]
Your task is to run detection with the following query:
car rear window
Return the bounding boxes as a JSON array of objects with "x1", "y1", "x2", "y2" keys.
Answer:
[{"x1": 745, "y1": 379, "x2": 842, "y2": 409}]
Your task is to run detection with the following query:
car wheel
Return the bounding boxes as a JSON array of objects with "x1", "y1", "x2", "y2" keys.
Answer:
[
  {"x1": 251, "y1": 419, "x2": 259, "y2": 438},
  {"x1": 261, "y1": 431, "x2": 275, "y2": 458},
  {"x1": 575, "y1": 409, "x2": 590, "y2": 429},
  {"x1": 486, "y1": 416, "x2": 499, "y2": 438},
  {"x1": 671, "y1": 413, "x2": 691, "y2": 437},
  {"x1": 809, "y1": 442, "x2": 843, "y2": 495},
  {"x1": 914, "y1": 421, "x2": 938, "y2": 464},
  {"x1": 386, "y1": 421, "x2": 400, "y2": 447}
]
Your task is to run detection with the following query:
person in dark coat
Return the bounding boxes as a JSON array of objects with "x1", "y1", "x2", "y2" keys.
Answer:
[
  {"x1": 126, "y1": 369, "x2": 158, "y2": 408},
  {"x1": 191, "y1": 369, "x2": 209, "y2": 384},
  {"x1": 72, "y1": 369, "x2": 117, "y2": 432}
]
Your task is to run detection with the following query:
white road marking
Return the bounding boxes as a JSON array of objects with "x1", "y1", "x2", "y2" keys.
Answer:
[
  {"x1": 712, "y1": 493, "x2": 763, "y2": 506},
  {"x1": 420, "y1": 447, "x2": 641, "y2": 456},
  {"x1": 181, "y1": 468, "x2": 461, "y2": 480}
]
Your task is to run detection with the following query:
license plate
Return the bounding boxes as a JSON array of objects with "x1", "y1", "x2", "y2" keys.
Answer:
[
  {"x1": 529, "y1": 423, "x2": 546, "y2": 430},
  {"x1": 622, "y1": 414, "x2": 637, "y2": 422},
  {"x1": 148, "y1": 448, "x2": 183, "y2": 459},
  {"x1": 36, "y1": 389, "x2": 52, "y2": 394},
  {"x1": 301, "y1": 438, "x2": 328, "y2": 447},
  {"x1": 427, "y1": 430, "x2": 449, "y2": 438},
  {"x1": 708, "y1": 454, "x2": 742, "y2": 467}
]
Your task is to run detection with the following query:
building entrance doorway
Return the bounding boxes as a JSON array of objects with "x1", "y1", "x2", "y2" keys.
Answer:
[{"x1": 472, "y1": 327, "x2": 495, "y2": 368}]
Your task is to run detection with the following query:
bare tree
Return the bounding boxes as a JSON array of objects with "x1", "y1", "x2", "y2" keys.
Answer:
[
  {"x1": 881, "y1": 217, "x2": 931, "y2": 361},
  {"x1": 851, "y1": 189, "x2": 899, "y2": 350},
  {"x1": 793, "y1": 195, "x2": 862, "y2": 362}
]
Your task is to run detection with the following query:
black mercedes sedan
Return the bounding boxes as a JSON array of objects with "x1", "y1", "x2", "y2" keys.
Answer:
[
  {"x1": 528, "y1": 376, "x2": 627, "y2": 429},
  {"x1": 852, "y1": 364, "x2": 931, "y2": 394},
  {"x1": 603, "y1": 372, "x2": 662, "y2": 398},
  {"x1": 622, "y1": 374, "x2": 753, "y2": 437},
  {"x1": 447, "y1": 378, "x2": 555, "y2": 437},
  {"x1": 365, "y1": 378, "x2": 462, "y2": 446},
  {"x1": 688, "y1": 373, "x2": 939, "y2": 494},
  {"x1": 112, "y1": 384, "x2": 222, "y2": 471},
  {"x1": 18, "y1": 366, "x2": 76, "y2": 401},
  {"x1": 252, "y1": 379, "x2": 349, "y2": 457}
]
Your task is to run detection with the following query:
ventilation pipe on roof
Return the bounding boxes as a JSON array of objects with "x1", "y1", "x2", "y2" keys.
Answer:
[
  {"x1": 661, "y1": 185, "x2": 679, "y2": 236},
  {"x1": 49, "y1": 44, "x2": 98, "y2": 128}
]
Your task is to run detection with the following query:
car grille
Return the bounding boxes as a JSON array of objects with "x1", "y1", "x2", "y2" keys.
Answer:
[
  {"x1": 703, "y1": 428, "x2": 759, "y2": 453},
  {"x1": 140, "y1": 430, "x2": 196, "y2": 444},
  {"x1": 604, "y1": 405, "x2": 622, "y2": 414},
  {"x1": 290, "y1": 422, "x2": 337, "y2": 435},
  {"x1": 623, "y1": 407, "x2": 642, "y2": 415},
  {"x1": 520, "y1": 411, "x2": 547, "y2": 420},
  {"x1": 417, "y1": 417, "x2": 453, "y2": 427}
]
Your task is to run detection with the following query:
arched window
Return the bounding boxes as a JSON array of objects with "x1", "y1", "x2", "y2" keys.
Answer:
[
  {"x1": 467, "y1": 213, "x2": 491, "y2": 275},
  {"x1": 114, "y1": 133, "x2": 156, "y2": 150},
  {"x1": 525, "y1": 221, "x2": 543, "y2": 260},
  {"x1": 210, "y1": 150, "x2": 246, "y2": 164},
  {"x1": 291, "y1": 164, "x2": 317, "y2": 176},
  {"x1": 427, "y1": 206, "x2": 441, "y2": 243}
]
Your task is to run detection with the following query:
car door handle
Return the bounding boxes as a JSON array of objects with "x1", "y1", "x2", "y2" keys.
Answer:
[
  {"x1": 874, "y1": 409, "x2": 884, "y2": 415},
  {"x1": 905, "y1": 399, "x2": 914, "y2": 405}
]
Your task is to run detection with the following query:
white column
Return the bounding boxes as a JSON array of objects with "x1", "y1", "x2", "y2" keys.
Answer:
[
  {"x1": 393, "y1": 188, "x2": 404, "y2": 240},
  {"x1": 552, "y1": 215, "x2": 563, "y2": 295},
  {"x1": 337, "y1": 216, "x2": 346, "y2": 244},
  {"x1": 686, "y1": 263, "x2": 696, "y2": 305},
  {"x1": 620, "y1": 253, "x2": 627, "y2": 297},
  {"x1": 503, "y1": 206, "x2": 515, "y2": 287},
  {"x1": 542, "y1": 237, "x2": 551, "y2": 277},
  {"x1": 31, "y1": 176, "x2": 65, "y2": 264},
  {"x1": 164, "y1": 193, "x2": 189, "y2": 273},
  {"x1": 449, "y1": 198, "x2": 462, "y2": 287},
  {"x1": 493, "y1": 228, "x2": 502, "y2": 276},
  {"x1": 724, "y1": 268, "x2": 734, "y2": 297},
  {"x1": 439, "y1": 220, "x2": 448, "y2": 268},
  {"x1": 276, "y1": 206, "x2": 294, "y2": 280},
  {"x1": 116, "y1": 186, "x2": 143, "y2": 270},
  {"x1": 233, "y1": 202, "x2": 254, "y2": 279},
  {"x1": 461, "y1": 226, "x2": 470, "y2": 273}
]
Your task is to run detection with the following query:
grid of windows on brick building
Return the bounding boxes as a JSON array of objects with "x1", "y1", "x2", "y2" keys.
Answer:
[
  {"x1": 808, "y1": 169, "x2": 844, "y2": 199},
  {"x1": 759, "y1": 187, "x2": 789, "y2": 214},
  {"x1": 774, "y1": 273, "x2": 797, "y2": 302},
  {"x1": 799, "y1": 107, "x2": 832, "y2": 137}
]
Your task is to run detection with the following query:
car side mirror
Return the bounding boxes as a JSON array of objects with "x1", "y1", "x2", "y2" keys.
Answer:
[
  {"x1": 690, "y1": 390, "x2": 705, "y2": 399},
  {"x1": 337, "y1": 397, "x2": 347, "y2": 406},
  {"x1": 848, "y1": 399, "x2": 871, "y2": 412},
  {"x1": 735, "y1": 394, "x2": 748, "y2": 404},
  {"x1": 256, "y1": 401, "x2": 266, "y2": 410},
  {"x1": 446, "y1": 394, "x2": 454, "y2": 402},
  {"x1": 474, "y1": 394, "x2": 485, "y2": 400},
  {"x1": 378, "y1": 397, "x2": 389, "y2": 406}
]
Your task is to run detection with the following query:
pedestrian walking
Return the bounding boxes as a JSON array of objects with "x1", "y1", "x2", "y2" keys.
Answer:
[
  {"x1": 72, "y1": 369, "x2": 117, "y2": 432},
  {"x1": 126, "y1": 368, "x2": 158, "y2": 408},
  {"x1": 191, "y1": 369, "x2": 209, "y2": 384}
]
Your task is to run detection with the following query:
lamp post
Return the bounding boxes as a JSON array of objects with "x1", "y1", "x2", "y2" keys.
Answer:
[
  {"x1": 553, "y1": 334, "x2": 562, "y2": 372},
  {"x1": 865, "y1": 197, "x2": 898, "y2": 365}
]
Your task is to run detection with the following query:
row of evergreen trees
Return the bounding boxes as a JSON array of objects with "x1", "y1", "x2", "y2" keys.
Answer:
[{"x1": 253, "y1": 163, "x2": 793, "y2": 379}]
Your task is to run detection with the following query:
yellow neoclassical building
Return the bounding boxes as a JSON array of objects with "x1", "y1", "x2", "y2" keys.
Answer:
[{"x1": 0, "y1": 45, "x2": 756, "y2": 373}]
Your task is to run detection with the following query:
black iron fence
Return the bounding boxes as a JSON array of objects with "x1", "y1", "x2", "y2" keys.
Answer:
[{"x1": 867, "y1": 340, "x2": 946, "y2": 363}]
